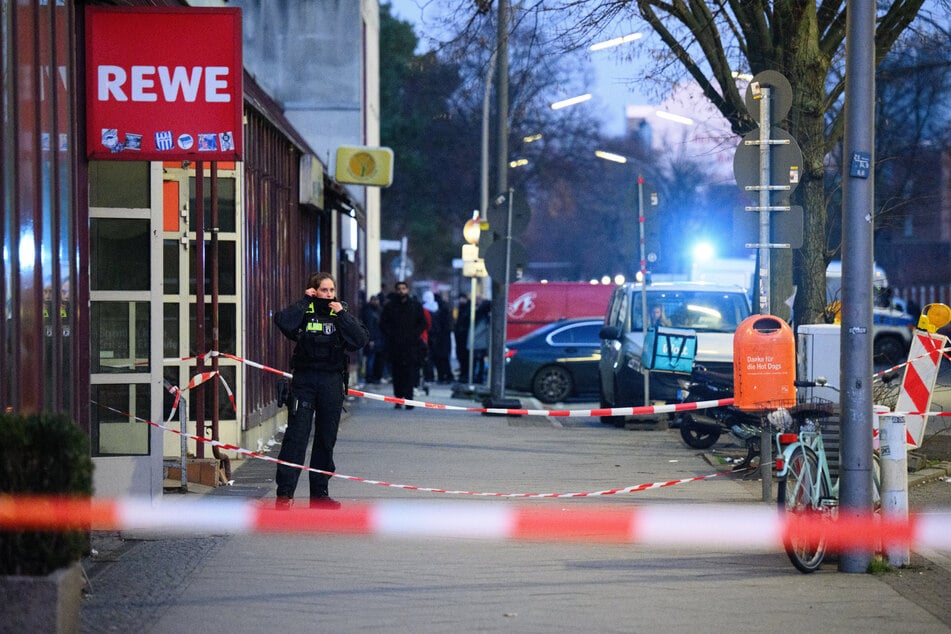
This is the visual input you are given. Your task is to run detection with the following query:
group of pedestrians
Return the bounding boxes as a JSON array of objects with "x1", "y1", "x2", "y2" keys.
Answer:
[
  {"x1": 271, "y1": 272, "x2": 490, "y2": 507},
  {"x1": 359, "y1": 282, "x2": 490, "y2": 391}
]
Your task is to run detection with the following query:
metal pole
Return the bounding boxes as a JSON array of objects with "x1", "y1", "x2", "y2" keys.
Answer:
[
  {"x1": 499, "y1": 188, "x2": 514, "y2": 394},
  {"x1": 195, "y1": 161, "x2": 205, "y2": 458},
  {"x1": 637, "y1": 175, "x2": 650, "y2": 406},
  {"x1": 179, "y1": 397, "x2": 188, "y2": 492},
  {"x1": 474, "y1": 50, "x2": 496, "y2": 391},
  {"x1": 839, "y1": 0, "x2": 876, "y2": 574},
  {"x1": 758, "y1": 88, "x2": 772, "y2": 316},
  {"x1": 757, "y1": 89, "x2": 774, "y2": 503},
  {"x1": 468, "y1": 277, "x2": 477, "y2": 388},
  {"x1": 489, "y1": 0, "x2": 509, "y2": 402}
]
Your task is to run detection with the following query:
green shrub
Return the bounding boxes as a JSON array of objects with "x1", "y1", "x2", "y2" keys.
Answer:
[{"x1": 0, "y1": 412, "x2": 93, "y2": 576}]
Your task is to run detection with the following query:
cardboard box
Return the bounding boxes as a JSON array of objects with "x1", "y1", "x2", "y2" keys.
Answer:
[{"x1": 165, "y1": 458, "x2": 221, "y2": 487}]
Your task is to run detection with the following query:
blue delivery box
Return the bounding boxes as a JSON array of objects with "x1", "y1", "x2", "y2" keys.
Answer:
[{"x1": 642, "y1": 326, "x2": 697, "y2": 374}]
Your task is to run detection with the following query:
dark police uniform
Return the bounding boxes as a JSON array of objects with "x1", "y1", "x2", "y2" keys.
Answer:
[{"x1": 274, "y1": 295, "x2": 368, "y2": 500}]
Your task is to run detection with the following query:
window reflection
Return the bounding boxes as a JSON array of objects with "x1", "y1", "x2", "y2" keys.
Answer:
[{"x1": 91, "y1": 301, "x2": 150, "y2": 373}]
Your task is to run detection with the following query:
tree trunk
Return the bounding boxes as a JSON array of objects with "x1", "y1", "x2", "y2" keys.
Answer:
[{"x1": 784, "y1": 7, "x2": 830, "y2": 326}]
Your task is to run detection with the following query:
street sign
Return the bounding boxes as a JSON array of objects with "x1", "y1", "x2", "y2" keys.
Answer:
[
  {"x1": 483, "y1": 238, "x2": 527, "y2": 283},
  {"x1": 389, "y1": 255, "x2": 414, "y2": 279},
  {"x1": 462, "y1": 259, "x2": 488, "y2": 278},
  {"x1": 733, "y1": 205, "x2": 804, "y2": 249},
  {"x1": 485, "y1": 190, "x2": 532, "y2": 236},
  {"x1": 733, "y1": 127, "x2": 803, "y2": 205},
  {"x1": 745, "y1": 70, "x2": 793, "y2": 124}
]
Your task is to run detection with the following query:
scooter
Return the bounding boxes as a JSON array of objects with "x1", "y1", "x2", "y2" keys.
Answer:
[{"x1": 671, "y1": 366, "x2": 764, "y2": 466}]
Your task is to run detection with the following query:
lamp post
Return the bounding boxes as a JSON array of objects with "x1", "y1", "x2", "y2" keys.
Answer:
[
  {"x1": 596, "y1": 150, "x2": 652, "y2": 406},
  {"x1": 462, "y1": 213, "x2": 481, "y2": 389}
]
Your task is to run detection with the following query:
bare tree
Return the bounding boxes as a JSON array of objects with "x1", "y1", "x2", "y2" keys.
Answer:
[{"x1": 421, "y1": 0, "x2": 947, "y2": 322}]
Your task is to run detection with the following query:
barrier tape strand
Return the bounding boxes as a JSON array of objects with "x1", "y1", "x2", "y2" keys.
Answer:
[{"x1": 2, "y1": 495, "x2": 949, "y2": 554}]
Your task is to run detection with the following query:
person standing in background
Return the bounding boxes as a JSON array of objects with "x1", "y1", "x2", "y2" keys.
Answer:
[
  {"x1": 471, "y1": 298, "x2": 491, "y2": 384},
  {"x1": 421, "y1": 291, "x2": 438, "y2": 383},
  {"x1": 453, "y1": 294, "x2": 471, "y2": 383},
  {"x1": 430, "y1": 292, "x2": 453, "y2": 383},
  {"x1": 380, "y1": 281, "x2": 427, "y2": 409},
  {"x1": 361, "y1": 293, "x2": 384, "y2": 384}
]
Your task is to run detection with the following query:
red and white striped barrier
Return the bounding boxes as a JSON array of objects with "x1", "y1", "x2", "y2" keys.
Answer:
[
  {"x1": 2, "y1": 495, "x2": 950, "y2": 553},
  {"x1": 896, "y1": 331, "x2": 949, "y2": 447}
]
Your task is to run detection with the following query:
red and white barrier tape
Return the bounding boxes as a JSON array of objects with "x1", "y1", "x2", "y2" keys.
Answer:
[
  {"x1": 194, "y1": 349, "x2": 733, "y2": 417},
  {"x1": 94, "y1": 400, "x2": 743, "y2": 498},
  {"x1": 2, "y1": 495, "x2": 950, "y2": 553},
  {"x1": 165, "y1": 369, "x2": 236, "y2": 422},
  {"x1": 206, "y1": 349, "x2": 951, "y2": 418},
  {"x1": 872, "y1": 345, "x2": 951, "y2": 379}
]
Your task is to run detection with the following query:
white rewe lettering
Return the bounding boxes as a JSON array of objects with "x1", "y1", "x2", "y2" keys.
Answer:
[
  {"x1": 158, "y1": 66, "x2": 203, "y2": 102},
  {"x1": 98, "y1": 65, "x2": 128, "y2": 101},
  {"x1": 204, "y1": 67, "x2": 230, "y2": 103},
  {"x1": 131, "y1": 66, "x2": 157, "y2": 102},
  {"x1": 96, "y1": 65, "x2": 232, "y2": 103}
]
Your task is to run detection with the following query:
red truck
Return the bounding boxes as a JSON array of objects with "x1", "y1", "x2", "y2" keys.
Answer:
[{"x1": 505, "y1": 282, "x2": 614, "y2": 340}]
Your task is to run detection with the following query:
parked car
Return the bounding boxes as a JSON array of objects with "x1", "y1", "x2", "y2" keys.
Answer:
[
  {"x1": 504, "y1": 318, "x2": 603, "y2": 403},
  {"x1": 598, "y1": 282, "x2": 752, "y2": 425}
]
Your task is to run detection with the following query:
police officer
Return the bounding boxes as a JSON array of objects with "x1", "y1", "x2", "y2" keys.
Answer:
[{"x1": 274, "y1": 272, "x2": 368, "y2": 508}]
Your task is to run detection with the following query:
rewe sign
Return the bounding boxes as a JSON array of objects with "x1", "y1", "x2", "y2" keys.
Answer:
[{"x1": 85, "y1": 7, "x2": 242, "y2": 161}]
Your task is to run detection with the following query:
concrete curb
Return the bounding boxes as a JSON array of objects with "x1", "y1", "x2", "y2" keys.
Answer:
[{"x1": 909, "y1": 461, "x2": 951, "y2": 488}]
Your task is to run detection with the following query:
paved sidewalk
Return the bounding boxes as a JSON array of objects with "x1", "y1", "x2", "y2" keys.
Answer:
[{"x1": 81, "y1": 384, "x2": 951, "y2": 633}]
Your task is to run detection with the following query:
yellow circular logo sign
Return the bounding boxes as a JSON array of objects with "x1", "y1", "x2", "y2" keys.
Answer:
[{"x1": 347, "y1": 151, "x2": 377, "y2": 179}]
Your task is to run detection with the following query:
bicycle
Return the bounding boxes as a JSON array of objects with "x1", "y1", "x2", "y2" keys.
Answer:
[{"x1": 773, "y1": 381, "x2": 882, "y2": 573}]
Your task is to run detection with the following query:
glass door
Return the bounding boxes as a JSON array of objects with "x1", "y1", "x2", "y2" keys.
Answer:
[{"x1": 161, "y1": 162, "x2": 242, "y2": 458}]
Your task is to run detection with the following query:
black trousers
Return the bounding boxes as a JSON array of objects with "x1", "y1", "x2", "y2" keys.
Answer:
[
  {"x1": 389, "y1": 347, "x2": 417, "y2": 399},
  {"x1": 275, "y1": 368, "x2": 344, "y2": 499}
]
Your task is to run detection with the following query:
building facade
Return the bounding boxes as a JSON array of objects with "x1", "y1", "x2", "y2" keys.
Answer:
[{"x1": 2, "y1": 0, "x2": 378, "y2": 500}]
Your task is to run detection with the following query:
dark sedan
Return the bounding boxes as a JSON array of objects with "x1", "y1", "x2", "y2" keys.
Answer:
[{"x1": 504, "y1": 319, "x2": 603, "y2": 403}]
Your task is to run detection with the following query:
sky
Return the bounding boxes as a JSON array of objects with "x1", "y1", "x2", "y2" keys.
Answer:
[
  {"x1": 385, "y1": 0, "x2": 739, "y2": 184},
  {"x1": 386, "y1": 0, "x2": 647, "y2": 137}
]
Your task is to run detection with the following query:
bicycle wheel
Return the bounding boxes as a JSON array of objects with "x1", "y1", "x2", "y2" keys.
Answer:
[{"x1": 778, "y1": 446, "x2": 831, "y2": 573}]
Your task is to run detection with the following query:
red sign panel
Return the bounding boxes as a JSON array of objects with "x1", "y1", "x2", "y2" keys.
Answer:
[{"x1": 85, "y1": 6, "x2": 243, "y2": 161}]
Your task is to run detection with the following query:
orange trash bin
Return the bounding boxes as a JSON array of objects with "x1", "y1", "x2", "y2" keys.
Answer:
[{"x1": 733, "y1": 315, "x2": 796, "y2": 411}]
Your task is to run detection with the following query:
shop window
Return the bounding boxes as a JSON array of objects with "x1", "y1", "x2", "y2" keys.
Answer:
[
  {"x1": 163, "y1": 302, "x2": 180, "y2": 359},
  {"x1": 90, "y1": 218, "x2": 150, "y2": 291},
  {"x1": 89, "y1": 162, "x2": 151, "y2": 208},
  {"x1": 163, "y1": 239, "x2": 180, "y2": 294},
  {"x1": 91, "y1": 383, "x2": 150, "y2": 455},
  {"x1": 90, "y1": 301, "x2": 150, "y2": 374},
  {"x1": 189, "y1": 239, "x2": 236, "y2": 295},
  {"x1": 189, "y1": 303, "x2": 237, "y2": 354},
  {"x1": 188, "y1": 177, "x2": 236, "y2": 233}
]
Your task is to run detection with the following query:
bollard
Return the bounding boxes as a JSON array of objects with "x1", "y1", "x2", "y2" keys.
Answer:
[
  {"x1": 879, "y1": 414, "x2": 909, "y2": 567},
  {"x1": 872, "y1": 404, "x2": 889, "y2": 452}
]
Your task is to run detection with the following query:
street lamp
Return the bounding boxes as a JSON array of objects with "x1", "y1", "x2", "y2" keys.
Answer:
[
  {"x1": 550, "y1": 94, "x2": 592, "y2": 110},
  {"x1": 596, "y1": 150, "x2": 652, "y2": 407},
  {"x1": 589, "y1": 33, "x2": 643, "y2": 51}
]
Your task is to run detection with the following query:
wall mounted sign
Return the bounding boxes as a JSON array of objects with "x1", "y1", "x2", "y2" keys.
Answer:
[
  {"x1": 85, "y1": 6, "x2": 243, "y2": 161},
  {"x1": 335, "y1": 146, "x2": 394, "y2": 187}
]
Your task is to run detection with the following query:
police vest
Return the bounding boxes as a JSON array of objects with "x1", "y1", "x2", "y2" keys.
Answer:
[{"x1": 293, "y1": 306, "x2": 346, "y2": 371}]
